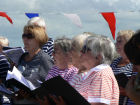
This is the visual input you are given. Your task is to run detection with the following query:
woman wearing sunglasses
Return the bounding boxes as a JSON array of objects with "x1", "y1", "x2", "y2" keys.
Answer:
[
  {"x1": 13, "y1": 25, "x2": 54, "y2": 105},
  {"x1": 70, "y1": 35, "x2": 119, "y2": 105}
]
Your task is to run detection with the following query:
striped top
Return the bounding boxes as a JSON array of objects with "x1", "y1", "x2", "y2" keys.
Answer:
[
  {"x1": 0, "y1": 53, "x2": 11, "y2": 81},
  {"x1": 111, "y1": 57, "x2": 133, "y2": 76},
  {"x1": 0, "y1": 54, "x2": 11, "y2": 105},
  {"x1": 111, "y1": 57, "x2": 135, "y2": 105},
  {"x1": 70, "y1": 64, "x2": 119, "y2": 105},
  {"x1": 45, "y1": 65, "x2": 78, "y2": 82},
  {"x1": 42, "y1": 38, "x2": 54, "y2": 59}
]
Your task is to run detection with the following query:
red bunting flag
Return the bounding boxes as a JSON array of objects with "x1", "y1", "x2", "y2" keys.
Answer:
[
  {"x1": 0, "y1": 12, "x2": 13, "y2": 24},
  {"x1": 101, "y1": 12, "x2": 116, "y2": 40}
]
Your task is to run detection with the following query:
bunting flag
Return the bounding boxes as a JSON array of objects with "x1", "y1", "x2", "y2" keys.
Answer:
[
  {"x1": 63, "y1": 13, "x2": 82, "y2": 28},
  {"x1": 101, "y1": 12, "x2": 116, "y2": 40},
  {"x1": 0, "y1": 12, "x2": 13, "y2": 24},
  {"x1": 25, "y1": 13, "x2": 39, "y2": 19}
]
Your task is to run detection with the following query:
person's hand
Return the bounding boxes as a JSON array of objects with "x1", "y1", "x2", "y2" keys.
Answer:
[
  {"x1": 49, "y1": 95, "x2": 67, "y2": 105},
  {"x1": 36, "y1": 96, "x2": 51, "y2": 105},
  {"x1": 13, "y1": 90, "x2": 24, "y2": 100},
  {"x1": 19, "y1": 89, "x2": 30, "y2": 99},
  {"x1": 13, "y1": 89, "x2": 31, "y2": 100}
]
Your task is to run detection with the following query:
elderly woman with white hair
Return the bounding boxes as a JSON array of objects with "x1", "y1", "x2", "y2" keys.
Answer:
[{"x1": 70, "y1": 35, "x2": 119, "y2": 105}]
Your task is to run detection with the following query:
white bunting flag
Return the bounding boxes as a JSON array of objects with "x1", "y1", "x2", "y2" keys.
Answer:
[{"x1": 63, "y1": 13, "x2": 82, "y2": 28}]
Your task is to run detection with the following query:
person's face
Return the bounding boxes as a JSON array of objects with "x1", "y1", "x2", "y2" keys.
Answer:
[
  {"x1": 116, "y1": 36, "x2": 127, "y2": 57},
  {"x1": 22, "y1": 37, "x2": 39, "y2": 52},
  {"x1": 53, "y1": 46, "x2": 67, "y2": 66},
  {"x1": 70, "y1": 46, "x2": 82, "y2": 68},
  {"x1": 81, "y1": 50, "x2": 97, "y2": 70}
]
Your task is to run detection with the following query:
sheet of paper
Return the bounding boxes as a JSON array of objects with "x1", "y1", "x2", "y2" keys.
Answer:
[{"x1": 6, "y1": 66, "x2": 36, "y2": 90}]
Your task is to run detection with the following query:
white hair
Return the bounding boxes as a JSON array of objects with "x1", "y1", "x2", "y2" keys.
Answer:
[
  {"x1": 27, "y1": 17, "x2": 46, "y2": 28},
  {"x1": 0, "y1": 36, "x2": 9, "y2": 47},
  {"x1": 85, "y1": 35, "x2": 116, "y2": 64}
]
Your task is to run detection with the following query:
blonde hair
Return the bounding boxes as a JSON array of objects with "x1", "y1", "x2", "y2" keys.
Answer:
[
  {"x1": 0, "y1": 36, "x2": 9, "y2": 47},
  {"x1": 117, "y1": 30, "x2": 135, "y2": 42},
  {"x1": 23, "y1": 25, "x2": 48, "y2": 47},
  {"x1": 72, "y1": 32, "x2": 97, "y2": 51}
]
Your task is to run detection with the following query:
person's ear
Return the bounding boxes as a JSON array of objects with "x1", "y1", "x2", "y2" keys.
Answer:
[{"x1": 96, "y1": 54, "x2": 102, "y2": 64}]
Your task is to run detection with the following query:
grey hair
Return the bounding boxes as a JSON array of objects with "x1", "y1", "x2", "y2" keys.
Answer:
[
  {"x1": 54, "y1": 37, "x2": 72, "y2": 54},
  {"x1": 72, "y1": 32, "x2": 97, "y2": 52},
  {"x1": 85, "y1": 35, "x2": 116, "y2": 65},
  {"x1": 27, "y1": 17, "x2": 46, "y2": 28}
]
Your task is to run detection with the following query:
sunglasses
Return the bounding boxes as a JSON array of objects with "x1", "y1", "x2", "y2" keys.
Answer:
[
  {"x1": 81, "y1": 45, "x2": 91, "y2": 53},
  {"x1": 22, "y1": 33, "x2": 34, "y2": 39}
]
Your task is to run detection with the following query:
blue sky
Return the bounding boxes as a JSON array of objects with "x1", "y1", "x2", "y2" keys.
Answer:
[{"x1": 0, "y1": 0, "x2": 140, "y2": 47}]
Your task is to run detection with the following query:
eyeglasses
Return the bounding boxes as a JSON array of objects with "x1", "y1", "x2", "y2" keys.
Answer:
[
  {"x1": 81, "y1": 45, "x2": 91, "y2": 53},
  {"x1": 22, "y1": 33, "x2": 34, "y2": 39}
]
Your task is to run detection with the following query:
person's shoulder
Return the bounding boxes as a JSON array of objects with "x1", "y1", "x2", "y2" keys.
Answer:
[
  {"x1": 39, "y1": 50, "x2": 53, "y2": 61},
  {"x1": 0, "y1": 53, "x2": 8, "y2": 61},
  {"x1": 48, "y1": 38, "x2": 54, "y2": 42},
  {"x1": 43, "y1": 38, "x2": 54, "y2": 46}
]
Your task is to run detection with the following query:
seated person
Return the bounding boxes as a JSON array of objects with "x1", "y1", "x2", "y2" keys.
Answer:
[
  {"x1": 45, "y1": 37, "x2": 78, "y2": 82},
  {"x1": 14, "y1": 25, "x2": 53, "y2": 105},
  {"x1": 124, "y1": 30, "x2": 140, "y2": 105},
  {"x1": 0, "y1": 36, "x2": 12, "y2": 105},
  {"x1": 27, "y1": 17, "x2": 54, "y2": 59},
  {"x1": 110, "y1": 30, "x2": 136, "y2": 105}
]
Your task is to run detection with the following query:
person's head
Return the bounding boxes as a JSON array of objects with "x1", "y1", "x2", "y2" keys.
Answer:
[
  {"x1": 53, "y1": 37, "x2": 72, "y2": 68},
  {"x1": 71, "y1": 32, "x2": 97, "y2": 69},
  {"x1": 116, "y1": 30, "x2": 134, "y2": 57},
  {"x1": 124, "y1": 30, "x2": 140, "y2": 72},
  {"x1": 27, "y1": 17, "x2": 46, "y2": 29},
  {"x1": 22, "y1": 25, "x2": 48, "y2": 51},
  {"x1": 0, "y1": 36, "x2": 9, "y2": 52},
  {"x1": 81, "y1": 35, "x2": 116, "y2": 70}
]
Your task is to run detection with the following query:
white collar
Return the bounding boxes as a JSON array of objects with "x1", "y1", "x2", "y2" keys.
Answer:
[{"x1": 83, "y1": 64, "x2": 110, "y2": 80}]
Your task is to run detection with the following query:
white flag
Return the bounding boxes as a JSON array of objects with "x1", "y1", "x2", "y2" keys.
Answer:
[{"x1": 63, "y1": 13, "x2": 82, "y2": 28}]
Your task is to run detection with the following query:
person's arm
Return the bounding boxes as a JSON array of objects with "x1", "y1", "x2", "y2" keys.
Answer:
[
  {"x1": 87, "y1": 73, "x2": 118, "y2": 105},
  {"x1": 39, "y1": 52, "x2": 54, "y2": 81}
]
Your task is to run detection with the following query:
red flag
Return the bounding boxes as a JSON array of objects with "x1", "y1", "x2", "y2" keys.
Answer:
[
  {"x1": 101, "y1": 12, "x2": 116, "y2": 40},
  {"x1": 0, "y1": 12, "x2": 13, "y2": 24}
]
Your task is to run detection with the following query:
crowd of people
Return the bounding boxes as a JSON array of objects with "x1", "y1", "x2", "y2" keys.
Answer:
[{"x1": 0, "y1": 16, "x2": 140, "y2": 105}]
